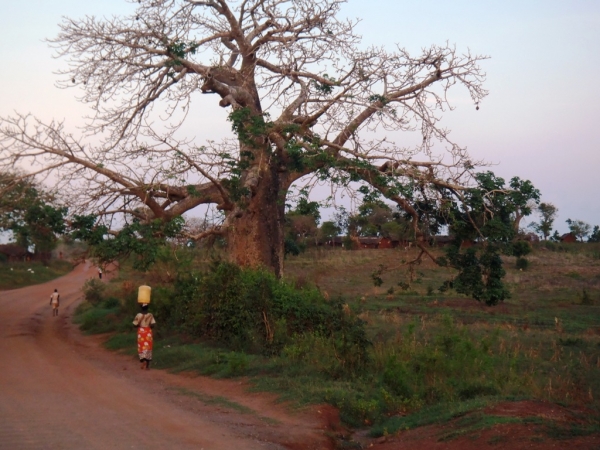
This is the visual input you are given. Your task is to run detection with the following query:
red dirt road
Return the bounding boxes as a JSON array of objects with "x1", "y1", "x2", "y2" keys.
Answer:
[{"x1": 0, "y1": 263, "x2": 332, "y2": 450}]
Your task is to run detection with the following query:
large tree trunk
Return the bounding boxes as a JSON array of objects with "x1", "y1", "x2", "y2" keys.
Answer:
[{"x1": 226, "y1": 164, "x2": 287, "y2": 278}]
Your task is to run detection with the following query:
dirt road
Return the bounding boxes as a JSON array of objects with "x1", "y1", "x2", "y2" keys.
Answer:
[{"x1": 0, "y1": 263, "x2": 332, "y2": 450}]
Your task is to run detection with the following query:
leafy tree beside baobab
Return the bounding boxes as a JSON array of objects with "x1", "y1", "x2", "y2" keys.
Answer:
[
  {"x1": 589, "y1": 225, "x2": 600, "y2": 243},
  {"x1": 566, "y1": 219, "x2": 592, "y2": 242},
  {"x1": 530, "y1": 202, "x2": 557, "y2": 240},
  {"x1": 0, "y1": 172, "x2": 67, "y2": 259},
  {"x1": 1, "y1": 0, "x2": 494, "y2": 277}
]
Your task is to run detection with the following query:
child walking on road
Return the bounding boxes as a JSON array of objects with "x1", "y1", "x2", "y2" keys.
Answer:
[{"x1": 49, "y1": 289, "x2": 60, "y2": 316}]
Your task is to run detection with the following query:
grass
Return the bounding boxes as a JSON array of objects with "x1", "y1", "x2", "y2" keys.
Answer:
[
  {"x1": 0, "y1": 260, "x2": 73, "y2": 290},
  {"x1": 543, "y1": 420, "x2": 600, "y2": 439},
  {"x1": 74, "y1": 243, "x2": 600, "y2": 437},
  {"x1": 369, "y1": 398, "x2": 495, "y2": 436}
]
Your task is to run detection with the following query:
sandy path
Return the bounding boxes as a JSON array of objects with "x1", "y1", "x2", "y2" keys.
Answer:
[{"x1": 0, "y1": 263, "x2": 332, "y2": 450}]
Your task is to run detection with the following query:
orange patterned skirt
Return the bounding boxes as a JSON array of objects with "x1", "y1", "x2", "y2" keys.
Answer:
[{"x1": 137, "y1": 327, "x2": 153, "y2": 361}]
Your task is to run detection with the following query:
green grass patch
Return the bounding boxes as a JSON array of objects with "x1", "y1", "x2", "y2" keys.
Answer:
[
  {"x1": 73, "y1": 306, "x2": 122, "y2": 334},
  {"x1": 104, "y1": 332, "x2": 137, "y2": 351},
  {"x1": 370, "y1": 398, "x2": 495, "y2": 437},
  {"x1": 543, "y1": 420, "x2": 600, "y2": 439},
  {"x1": 0, "y1": 260, "x2": 73, "y2": 290}
]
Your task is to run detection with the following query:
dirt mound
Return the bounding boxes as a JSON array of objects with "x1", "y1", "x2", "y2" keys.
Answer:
[{"x1": 366, "y1": 401, "x2": 600, "y2": 450}]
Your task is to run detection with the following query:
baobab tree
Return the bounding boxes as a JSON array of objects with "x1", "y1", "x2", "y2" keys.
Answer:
[{"x1": 0, "y1": 0, "x2": 489, "y2": 276}]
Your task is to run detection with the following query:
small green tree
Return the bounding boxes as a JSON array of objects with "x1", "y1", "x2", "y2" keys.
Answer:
[
  {"x1": 318, "y1": 221, "x2": 341, "y2": 245},
  {"x1": 284, "y1": 189, "x2": 321, "y2": 250},
  {"x1": 441, "y1": 245, "x2": 509, "y2": 306},
  {"x1": 512, "y1": 240, "x2": 532, "y2": 270},
  {"x1": 71, "y1": 215, "x2": 184, "y2": 270},
  {"x1": 512, "y1": 240, "x2": 532, "y2": 258},
  {"x1": 0, "y1": 171, "x2": 67, "y2": 259},
  {"x1": 566, "y1": 219, "x2": 591, "y2": 242},
  {"x1": 588, "y1": 225, "x2": 600, "y2": 243},
  {"x1": 530, "y1": 202, "x2": 558, "y2": 240},
  {"x1": 507, "y1": 177, "x2": 541, "y2": 233}
]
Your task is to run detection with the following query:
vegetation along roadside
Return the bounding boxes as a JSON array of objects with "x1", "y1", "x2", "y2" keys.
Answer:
[{"x1": 75, "y1": 244, "x2": 600, "y2": 443}]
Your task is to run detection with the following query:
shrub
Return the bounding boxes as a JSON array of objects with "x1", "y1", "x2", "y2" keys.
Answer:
[
  {"x1": 103, "y1": 296, "x2": 120, "y2": 308},
  {"x1": 457, "y1": 382, "x2": 499, "y2": 400},
  {"x1": 512, "y1": 240, "x2": 532, "y2": 258},
  {"x1": 76, "y1": 308, "x2": 119, "y2": 333},
  {"x1": 580, "y1": 289, "x2": 594, "y2": 306},
  {"x1": 382, "y1": 357, "x2": 413, "y2": 399},
  {"x1": 516, "y1": 257, "x2": 529, "y2": 270},
  {"x1": 342, "y1": 236, "x2": 357, "y2": 250},
  {"x1": 82, "y1": 278, "x2": 106, "y2": 306},
  {"x1": 147, "y1": 262, "x2": 370, "y2": 372}
]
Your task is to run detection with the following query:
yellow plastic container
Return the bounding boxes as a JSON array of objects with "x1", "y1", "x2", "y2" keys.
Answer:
[{"x1": 137, "y1": 285, "x2": 151, "y2": 304}]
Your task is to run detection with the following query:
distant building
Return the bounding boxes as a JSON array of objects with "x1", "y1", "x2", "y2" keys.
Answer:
[
  {"x1": 0, "y1": 244, "x2": 30, "y2": 262},
  {"x1": 326, "y1": 236, "x2": 404, "y2": 249},
  {"x1": 560, "y1": 233, "x2": 577, "y2": 243}
]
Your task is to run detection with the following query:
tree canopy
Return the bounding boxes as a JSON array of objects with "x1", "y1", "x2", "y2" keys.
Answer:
[
  {"x1": 566, "y1": 219, "x2": 592, "y2": 242},
  {"x1": 530, "y1": 202, "x2": 557, "y2": 240},
  {"x1": 0, "y1": 0, "x2": 496, "y2": 276},
  {"x1": 0, "y1": 172, "x2": 67, "y2": 257}
]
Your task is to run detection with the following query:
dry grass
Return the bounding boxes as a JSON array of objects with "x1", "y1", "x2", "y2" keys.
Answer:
[{"x1": 283, "y1": 243, "x2": 600, "y2": 413}]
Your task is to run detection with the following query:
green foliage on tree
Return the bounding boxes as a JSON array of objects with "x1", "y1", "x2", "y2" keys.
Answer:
[
  {"x1": 0, "y1": 172, "x2": 67, "y2": 258},
  {"x1": 287, "y1": 189, "x2": 321, "y2": 223},
  {"x1": 511, "y1": 240, "x2": 532, "y2": 270},
  {"x1": 318, "y1": 221, "x2": 341, "y2": 244},
  {"x1": 515, "y1": 257, "x2": 529, "y2": 270},
  {"x1": 356, "y1": 170, "x2": 539, "y2": 305},
  {"x1": 160, "y1": 262, "x2": 370, "y2": 370},
  {"x1": 283, "y1": 189, "x2": 322, "y2": 254},
  {"x1": 343, "y1": 189, "x2": 413, "y2": 240},
  {"x1": 441, "y1": 245, "x2": 509, "y2": 306},
  {"x1": 71, "y1": 215, "x2": 184, "y2": 270},
  {"x1": 448, "y1": 171, "x2": 539, "y2": 243},
  {"x1": 530, "y1": 202, "x2": 557, "y2": 240},
  {"x1": 435, "y1": 171, "x2": 539, "y2": 304},
  {"x1": 512, "y1": 240, "x2": 532, "y2": 258},
  {"x1": 566, "y1": 218, "x2": 591, "y2": 242},
  {"x1": 589, "y1": 225, "x2": 600, "y2": 243}
]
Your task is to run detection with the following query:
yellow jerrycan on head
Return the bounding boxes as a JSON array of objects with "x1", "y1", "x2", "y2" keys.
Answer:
[{"x1": 137, "y1": 285, "x2": 151, "y2": 304}]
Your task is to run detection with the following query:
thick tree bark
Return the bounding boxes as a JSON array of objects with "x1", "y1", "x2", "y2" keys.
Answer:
[{"x1": 226, "y1": 162, "x2": 286, "y2": 278}]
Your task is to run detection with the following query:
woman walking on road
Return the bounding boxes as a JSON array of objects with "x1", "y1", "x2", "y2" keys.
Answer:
[
  {"x1": 49, "y1": 289, "x2": 60, "y2": 316},
  {"x1": 133, "y1": 304, "x2": 156, "y2": 370}
]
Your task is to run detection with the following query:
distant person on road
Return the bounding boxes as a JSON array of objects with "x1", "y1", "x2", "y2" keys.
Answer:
[
  {"x1": 49, "y1": 289, "x2": 60, "y2": 316},
  {"x1": 133, "y1": 304, "x2": 156, "y2": 370},
  {"x1": 98, "y1": 266, "x2": 103, "y2": 279}
]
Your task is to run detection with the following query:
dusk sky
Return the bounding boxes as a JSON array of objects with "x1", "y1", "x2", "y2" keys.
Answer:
[{"x1": 1, "y1": 0, "x2": 598, "y2": 234}]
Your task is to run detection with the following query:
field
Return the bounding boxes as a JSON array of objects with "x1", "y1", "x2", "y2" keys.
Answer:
[
  {"x1": 76, "y1": 242, "x2": 600, "y2": 447},
  {"x1": 0, "y1": 260, "x2": 73, "y2": 290}
]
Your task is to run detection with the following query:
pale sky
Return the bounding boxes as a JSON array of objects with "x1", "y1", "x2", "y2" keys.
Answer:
[{"x1": 1, "y1": 0, "x2": 599, "y2": 233}]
